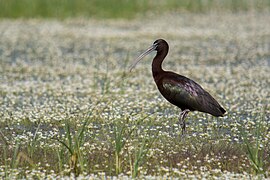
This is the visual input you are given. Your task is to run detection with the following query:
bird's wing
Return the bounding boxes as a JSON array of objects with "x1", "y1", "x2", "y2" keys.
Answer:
[
  {"x1": 161, "y1": 77, "x2": 201, "y2": 109},
  {"x1": 161, "y1": 76, "x2": 225, "y2": 116}
]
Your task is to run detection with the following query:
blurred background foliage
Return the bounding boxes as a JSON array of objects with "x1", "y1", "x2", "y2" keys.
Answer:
[{"x1": 0, "y1": 0, "x2": 269, "y2": 19}]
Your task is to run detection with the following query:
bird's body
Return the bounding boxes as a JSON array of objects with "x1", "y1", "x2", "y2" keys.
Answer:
[
  {"x1": 154, "y1": 71, "x2": 225, "y2": 117},
  {"x1": 130, "y1": 39, "x2": 226, "y2": 134}
]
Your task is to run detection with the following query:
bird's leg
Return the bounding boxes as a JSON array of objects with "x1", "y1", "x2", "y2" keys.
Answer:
[{"x1": 178, "y1": 109, "x2": 190, "y2": 135}]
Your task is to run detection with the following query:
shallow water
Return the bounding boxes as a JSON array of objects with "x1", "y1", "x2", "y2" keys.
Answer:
[{"x1": 0, "y1": 13, "x2": 269, "y2": 178}]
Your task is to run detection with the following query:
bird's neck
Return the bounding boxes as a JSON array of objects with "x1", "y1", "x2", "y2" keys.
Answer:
[{"x1": 152, "y1": 50, "x2": 167, "y2": 79}]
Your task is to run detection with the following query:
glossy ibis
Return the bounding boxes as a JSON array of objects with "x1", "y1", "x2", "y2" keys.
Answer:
[{"x1": 130, "y1": 39, "x2": 226, "y2": 134}]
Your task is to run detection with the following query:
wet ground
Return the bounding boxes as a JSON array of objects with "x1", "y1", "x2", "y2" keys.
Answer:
[{"x1": 0, "y1": 12, "x2": 269, "y2": 178}]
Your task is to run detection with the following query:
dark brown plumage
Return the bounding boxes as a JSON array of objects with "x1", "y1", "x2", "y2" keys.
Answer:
[{"x1": 130, "y1": 39, "x2": 226, "y2": 134}]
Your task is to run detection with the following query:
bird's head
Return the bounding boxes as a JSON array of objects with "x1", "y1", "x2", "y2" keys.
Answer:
[
  {"x1": 153, "y1": 39, "x2": 167, "y2": 52},
  {"x1": 129, "y1": 39, "x2": 168, "y2": 71}
]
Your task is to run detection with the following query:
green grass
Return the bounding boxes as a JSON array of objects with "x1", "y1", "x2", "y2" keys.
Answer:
[
  {"x1": 241, "y1": 108, "x2": 268, "y2": 177},
  {"x1": 0, "y1": 0, "x2": 270, "y2": 19},
  {"x1": 54, "y1": 119, "x2": 89, "y2": 176},
  {"x1": 0, "y1": 12, "x2": 269, "y2": 178}
]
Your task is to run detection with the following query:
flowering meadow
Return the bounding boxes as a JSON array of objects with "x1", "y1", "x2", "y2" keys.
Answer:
[{"x1": 0, "y1": 13, "x2": 269, "y2": 179}]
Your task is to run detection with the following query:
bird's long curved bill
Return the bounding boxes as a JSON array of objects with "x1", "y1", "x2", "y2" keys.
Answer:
[{"x1": 129, "y1": 44, "x2": 157, "y2": 72}]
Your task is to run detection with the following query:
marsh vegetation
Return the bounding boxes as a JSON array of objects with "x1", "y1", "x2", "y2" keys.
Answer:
[
  {"x1": 0, "y1": 12, "x2": 269, "y2": 178},
  {"x1": 1, "y1": 0, "x2": 270, "y2": 19}
]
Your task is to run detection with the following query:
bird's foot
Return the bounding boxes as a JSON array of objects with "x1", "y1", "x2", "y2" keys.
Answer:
[
  {"x1": 178, "y1": 109, "x2": 190, "y2": 136},
  {"x1": 178, "y1": 114, "x2": 186, "y2": 137},
  {"x1": 181, "y1": 122, "x2": 186, "y2": 135},
  {"x1": 178, "y1": 120, "x2": 186, "y2": 135}
]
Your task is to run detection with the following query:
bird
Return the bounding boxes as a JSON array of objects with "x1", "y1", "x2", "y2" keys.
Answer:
[{"x1": 130, "y1": 39, "x2": 226, "y2": 134}]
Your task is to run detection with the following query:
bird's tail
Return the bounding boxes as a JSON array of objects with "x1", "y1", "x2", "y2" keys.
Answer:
[{"x1": 219, "y1": 107, "x2": 226, "y2": 116}]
